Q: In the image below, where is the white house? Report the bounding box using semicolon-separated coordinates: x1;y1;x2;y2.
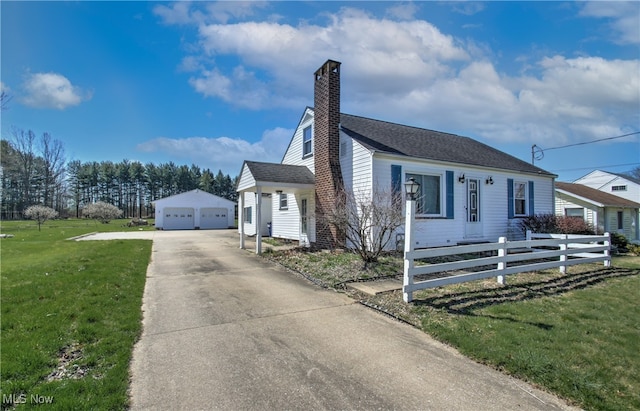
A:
153;189;235;230
555;182;640;242
237;60;557;253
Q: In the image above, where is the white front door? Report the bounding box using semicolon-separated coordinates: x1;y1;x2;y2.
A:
465;178;483;238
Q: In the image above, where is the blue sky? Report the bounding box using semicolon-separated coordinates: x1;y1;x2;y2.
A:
2;1;638;182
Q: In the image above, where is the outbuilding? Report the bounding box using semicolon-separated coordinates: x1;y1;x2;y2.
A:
153;189;236;230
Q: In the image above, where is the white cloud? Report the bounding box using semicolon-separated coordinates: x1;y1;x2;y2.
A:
160;3;639;147
580;2;640;45
385;3;420;21
154;1;268;25
187;8;468;109
451;2;486;16
21;72;90;110
136;127;293;174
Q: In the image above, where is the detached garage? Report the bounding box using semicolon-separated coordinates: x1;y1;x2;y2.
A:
153;189;236;230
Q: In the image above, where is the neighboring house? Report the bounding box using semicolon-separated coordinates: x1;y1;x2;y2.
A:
555;182;640;242
153;189;236;230
573;170;640;204
237;60;556;252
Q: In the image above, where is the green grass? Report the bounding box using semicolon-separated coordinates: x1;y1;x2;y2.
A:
1;219;153;410
414;267;640;410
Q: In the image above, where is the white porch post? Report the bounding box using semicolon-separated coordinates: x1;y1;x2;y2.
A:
403;198;416;303
256;187;262;255
239;191;245;249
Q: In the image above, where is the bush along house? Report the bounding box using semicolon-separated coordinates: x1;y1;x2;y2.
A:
237;59;556;253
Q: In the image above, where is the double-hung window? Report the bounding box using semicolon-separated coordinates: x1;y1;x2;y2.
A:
303;126;313;157
279;193;288;210
406;173;442;216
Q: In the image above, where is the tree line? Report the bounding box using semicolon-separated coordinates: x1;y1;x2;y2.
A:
1;128;239;220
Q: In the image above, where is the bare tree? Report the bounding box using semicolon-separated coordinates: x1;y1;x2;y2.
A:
82;201;123;224
39;132;66;209
0;90;12;111
25;205;58;231
9;127;38;212
326;185;404;265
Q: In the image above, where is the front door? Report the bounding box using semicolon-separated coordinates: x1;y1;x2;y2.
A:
465;178;483;238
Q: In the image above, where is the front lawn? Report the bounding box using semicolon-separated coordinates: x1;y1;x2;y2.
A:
269;248;640;411
1;219;152;410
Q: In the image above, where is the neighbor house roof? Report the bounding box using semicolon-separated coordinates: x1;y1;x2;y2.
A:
610;171;640;185
555;182;640;208
243;161;315;185
339;113;555;177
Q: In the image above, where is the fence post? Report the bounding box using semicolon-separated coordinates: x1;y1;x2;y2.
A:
403;198;416;303
559;234;567;273
526;230;532;242
604;232;611;267
497;236;507;285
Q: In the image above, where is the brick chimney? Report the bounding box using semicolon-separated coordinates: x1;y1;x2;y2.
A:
313;59;344;249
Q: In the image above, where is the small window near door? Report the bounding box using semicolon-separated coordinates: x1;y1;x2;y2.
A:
301;198;308;234
279;193;288;210
617;211;624;230
243;207;252;224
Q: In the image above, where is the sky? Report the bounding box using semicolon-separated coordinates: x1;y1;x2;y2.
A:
1;1;639;182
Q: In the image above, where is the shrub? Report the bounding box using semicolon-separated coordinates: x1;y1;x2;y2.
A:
518;213;558;234
610;233;628;252
555;216;595;235
519;213;596;235
82;201;123;224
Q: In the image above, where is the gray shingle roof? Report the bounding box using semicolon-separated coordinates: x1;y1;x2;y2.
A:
340;113;555;176
244;161;315;185
556;182;640;207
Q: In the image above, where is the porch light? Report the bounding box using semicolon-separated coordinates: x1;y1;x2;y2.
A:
404;177;420;201
458;174;465;183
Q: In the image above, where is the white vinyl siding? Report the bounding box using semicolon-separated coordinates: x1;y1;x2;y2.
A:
282;109;315;172
271;192;316;242
374;153;555;247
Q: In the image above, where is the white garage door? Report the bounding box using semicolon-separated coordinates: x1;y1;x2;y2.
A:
200;207;228;229
163;207;195;230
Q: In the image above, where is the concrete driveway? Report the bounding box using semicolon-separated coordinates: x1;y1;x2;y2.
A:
82;230;575;410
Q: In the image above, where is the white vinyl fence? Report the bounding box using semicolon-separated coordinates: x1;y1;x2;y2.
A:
403;231;611;302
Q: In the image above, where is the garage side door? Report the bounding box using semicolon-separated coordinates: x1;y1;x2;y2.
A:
163;207;195;230
200;207;228;229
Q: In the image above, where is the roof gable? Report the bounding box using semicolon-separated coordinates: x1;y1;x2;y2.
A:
243;161;315;186
339;113;555;176
152;189;235;205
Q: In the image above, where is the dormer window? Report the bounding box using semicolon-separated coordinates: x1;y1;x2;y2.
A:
303;126;313;157
612;185;627;192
